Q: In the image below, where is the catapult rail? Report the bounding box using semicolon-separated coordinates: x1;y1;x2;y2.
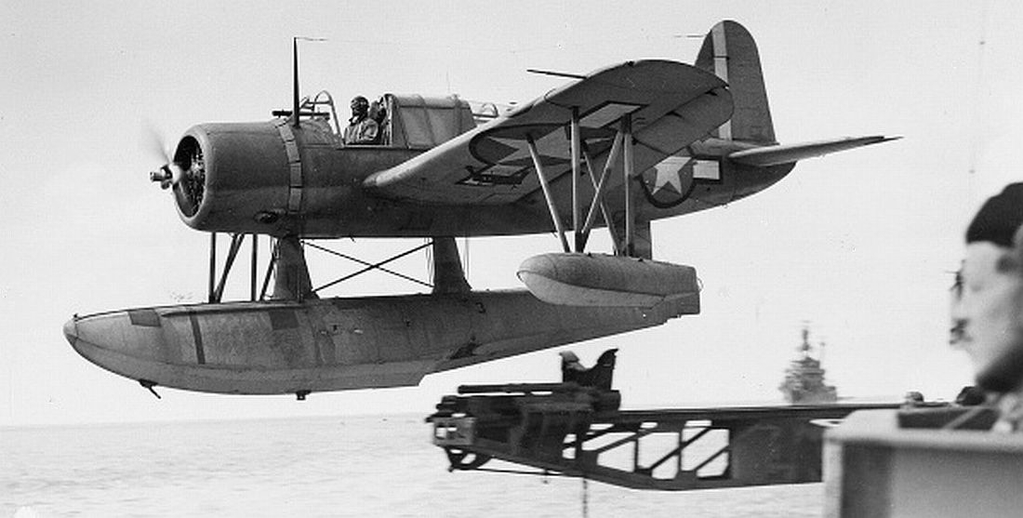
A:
428;382;909;491
597;404;904;424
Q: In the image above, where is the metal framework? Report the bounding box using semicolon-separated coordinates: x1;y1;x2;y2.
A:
524;112;638;257
204;233;436;303
207;233;266;303
310;240;433;294
428;383;902;491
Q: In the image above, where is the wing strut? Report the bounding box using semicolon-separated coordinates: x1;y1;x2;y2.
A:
571;108;583;252
622;114;637;257
527;135;572;253
530;113;640;257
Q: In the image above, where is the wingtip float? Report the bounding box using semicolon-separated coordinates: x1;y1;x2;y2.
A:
518;253;700;309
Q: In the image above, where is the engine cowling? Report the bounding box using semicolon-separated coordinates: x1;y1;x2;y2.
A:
173;122;285;230
163;120;409;237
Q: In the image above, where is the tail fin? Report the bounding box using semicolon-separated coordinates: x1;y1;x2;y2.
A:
695;21;775;144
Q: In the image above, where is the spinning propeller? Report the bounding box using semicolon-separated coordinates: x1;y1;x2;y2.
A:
144;124;206;217
144;126;181;189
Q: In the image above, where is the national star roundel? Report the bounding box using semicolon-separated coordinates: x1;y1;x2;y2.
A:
639;152;721;209
639;155;696;209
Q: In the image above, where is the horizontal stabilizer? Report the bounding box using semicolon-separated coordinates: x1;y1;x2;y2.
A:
727;136;899;167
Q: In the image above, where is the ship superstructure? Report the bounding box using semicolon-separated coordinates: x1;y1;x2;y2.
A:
779;327;837;404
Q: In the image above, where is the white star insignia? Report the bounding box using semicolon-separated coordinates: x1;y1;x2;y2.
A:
490;131;570;166
650;156;692;194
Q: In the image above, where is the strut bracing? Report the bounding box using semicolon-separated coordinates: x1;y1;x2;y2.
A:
579;132;624;252
571;107;583;252
622;114;636;257
527;135;571;253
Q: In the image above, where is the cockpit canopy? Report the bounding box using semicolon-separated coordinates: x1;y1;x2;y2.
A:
297;91;511;149
378;94;474;149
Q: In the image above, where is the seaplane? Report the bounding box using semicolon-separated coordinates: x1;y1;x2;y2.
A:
63;21;895;398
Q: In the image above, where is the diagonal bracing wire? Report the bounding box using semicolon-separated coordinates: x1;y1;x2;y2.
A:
307;240;434;293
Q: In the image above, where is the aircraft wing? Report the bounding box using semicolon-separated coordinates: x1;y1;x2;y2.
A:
363;60;733;205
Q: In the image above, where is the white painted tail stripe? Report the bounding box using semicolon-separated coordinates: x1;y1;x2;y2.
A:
711;23;733;140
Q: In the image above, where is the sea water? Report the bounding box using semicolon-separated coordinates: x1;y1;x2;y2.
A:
1;415;821;517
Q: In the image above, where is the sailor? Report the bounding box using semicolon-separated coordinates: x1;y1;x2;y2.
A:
342;96;379;145
558;349;618;390
902;391;925;408
559;351;587;384
955;385;986;406
950;182;1023;431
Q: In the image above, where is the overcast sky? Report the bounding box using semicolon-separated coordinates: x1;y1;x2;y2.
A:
2;1;1021;426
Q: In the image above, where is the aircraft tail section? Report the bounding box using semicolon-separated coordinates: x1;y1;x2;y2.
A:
695;21;775;144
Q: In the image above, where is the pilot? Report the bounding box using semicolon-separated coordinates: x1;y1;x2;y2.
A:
343;96;379;145
950;182;1023;432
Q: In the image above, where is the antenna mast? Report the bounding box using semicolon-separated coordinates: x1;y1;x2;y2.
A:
292;37;300;127
290;37;327;128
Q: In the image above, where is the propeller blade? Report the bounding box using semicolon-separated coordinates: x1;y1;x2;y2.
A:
140;120;172;163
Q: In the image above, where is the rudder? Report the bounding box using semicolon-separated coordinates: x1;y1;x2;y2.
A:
695;21;775;144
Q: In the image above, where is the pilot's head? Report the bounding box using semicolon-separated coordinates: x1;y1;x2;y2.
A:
951;183;1023;393
350;96;369;117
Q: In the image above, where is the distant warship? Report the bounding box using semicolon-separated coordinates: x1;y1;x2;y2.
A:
779;327;837;404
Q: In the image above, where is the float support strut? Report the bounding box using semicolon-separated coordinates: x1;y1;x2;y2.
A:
528;134;571;253
622;114;636;257
571;107;582;252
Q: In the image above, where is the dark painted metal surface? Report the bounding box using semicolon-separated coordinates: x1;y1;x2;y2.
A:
428;383;903;491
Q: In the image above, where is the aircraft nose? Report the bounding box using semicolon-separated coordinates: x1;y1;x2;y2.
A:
63;309;171;384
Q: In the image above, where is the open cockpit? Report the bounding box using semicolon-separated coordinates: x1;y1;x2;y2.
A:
285;91;513;149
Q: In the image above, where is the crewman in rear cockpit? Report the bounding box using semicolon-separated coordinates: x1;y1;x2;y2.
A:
343;96;379;145
368;99;387;145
